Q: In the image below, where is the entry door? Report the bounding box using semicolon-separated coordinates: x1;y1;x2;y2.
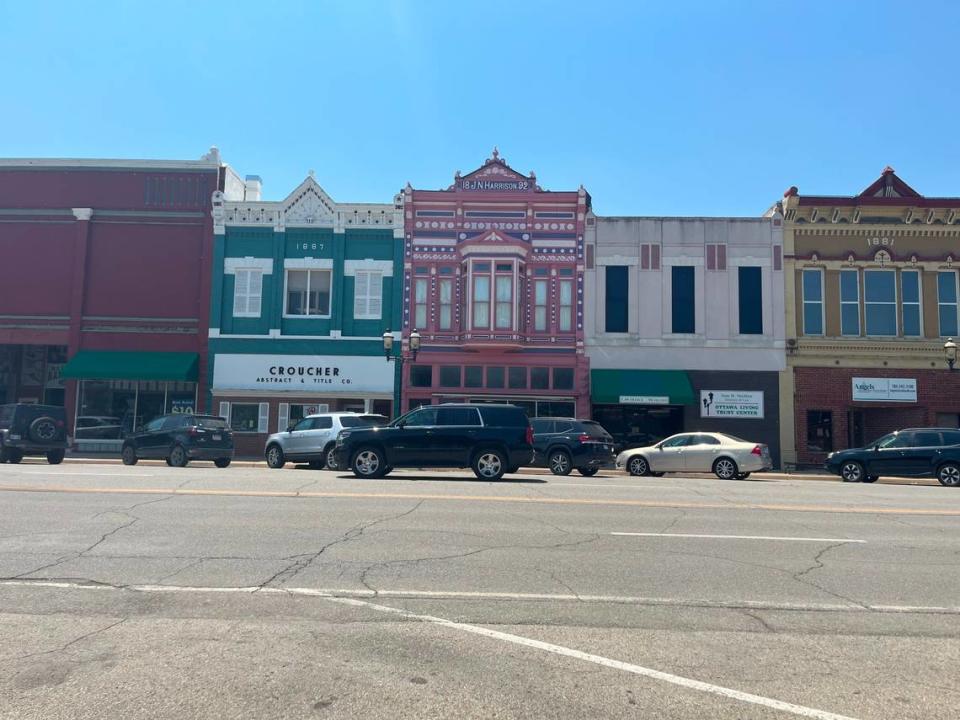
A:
650;434;691;471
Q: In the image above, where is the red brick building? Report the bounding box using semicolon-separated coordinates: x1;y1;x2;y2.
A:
0;150;246;451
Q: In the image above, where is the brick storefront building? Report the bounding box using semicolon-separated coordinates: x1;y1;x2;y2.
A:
777;168;960;468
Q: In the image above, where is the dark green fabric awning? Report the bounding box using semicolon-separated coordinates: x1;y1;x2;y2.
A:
60;351;199;382
590;369;696;406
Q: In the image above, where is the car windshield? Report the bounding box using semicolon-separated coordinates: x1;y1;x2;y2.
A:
341;415;388;428
194;416;228;429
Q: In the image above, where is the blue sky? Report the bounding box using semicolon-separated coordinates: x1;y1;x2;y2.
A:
2;1;958;215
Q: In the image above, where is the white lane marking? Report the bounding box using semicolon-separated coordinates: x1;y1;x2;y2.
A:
612;532;866;543
0;579;859;718
2;579;957;615
2;470;157;477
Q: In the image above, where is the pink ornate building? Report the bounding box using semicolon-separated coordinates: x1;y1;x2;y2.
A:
399;150;591;417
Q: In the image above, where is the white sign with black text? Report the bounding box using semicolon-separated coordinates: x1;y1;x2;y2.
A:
700;390;764;419
851;377;917;403
212;354;393;394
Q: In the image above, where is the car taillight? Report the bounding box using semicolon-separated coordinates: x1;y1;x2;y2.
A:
525;427;534;445
578;434;591;444
751;445;762;456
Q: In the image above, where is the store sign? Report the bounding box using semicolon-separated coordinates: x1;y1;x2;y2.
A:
457;179;530;191
170;399;195;414
619;395;670;405
700;390;764;419
852;377;917;403
212;354;393;394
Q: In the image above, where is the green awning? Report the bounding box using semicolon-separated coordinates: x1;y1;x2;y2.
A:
590;369;696;406
60;351;199;382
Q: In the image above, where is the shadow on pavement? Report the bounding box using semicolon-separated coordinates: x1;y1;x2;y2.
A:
333;473;548;484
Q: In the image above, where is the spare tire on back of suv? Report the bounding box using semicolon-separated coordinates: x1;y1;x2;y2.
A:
29;416;60;443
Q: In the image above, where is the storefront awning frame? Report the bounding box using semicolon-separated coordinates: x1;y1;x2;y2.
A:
590;369;696;406
60;351;199;382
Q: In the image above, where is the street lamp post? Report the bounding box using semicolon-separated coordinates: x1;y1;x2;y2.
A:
945;338;957;371
383;329;421;417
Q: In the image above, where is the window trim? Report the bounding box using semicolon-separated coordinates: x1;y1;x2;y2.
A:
901;269;923;337
938;270;960;338
283;268;333;319
801;268;825;336
353;269;384;320
839;269;860;337
863;269;898;337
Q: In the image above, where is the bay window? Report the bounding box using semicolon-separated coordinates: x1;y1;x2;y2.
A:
864;270;896;336
473;275;490;328
495;275;512;329
286;269;331;317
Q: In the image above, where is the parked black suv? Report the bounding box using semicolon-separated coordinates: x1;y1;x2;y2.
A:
825;427;960;486
0;404;69;464
334;403;533;481
121;414;234;468
530;417;616;476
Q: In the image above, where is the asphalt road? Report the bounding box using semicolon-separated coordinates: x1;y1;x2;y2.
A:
1;461;958;720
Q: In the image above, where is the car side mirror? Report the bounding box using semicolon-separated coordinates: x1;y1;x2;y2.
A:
287;422;296;432
396;421;406;429
873;444;880;451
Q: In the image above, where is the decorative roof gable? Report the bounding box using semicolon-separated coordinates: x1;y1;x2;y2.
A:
857;166;921;199
282;174;337;224
450;148;540;192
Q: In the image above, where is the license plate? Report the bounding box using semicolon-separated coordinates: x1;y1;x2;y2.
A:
212;434;222;441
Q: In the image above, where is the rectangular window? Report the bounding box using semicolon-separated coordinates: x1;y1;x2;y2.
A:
508;367;527;389
286;269;331;316
802;269;823;336
864;270;897;336
840;269;860;336
671;266;695;334
464;366;483;388
353;270;383;320
531;367;549;390
559;280;573;332
409;364;432;388
486;366;504;389
229;403;261;433
738;266;763;334
233;269;263;318
552;367;574;390
534;280;548;331
414;278;428;329
902;270;921;337
806;410;833;453
605;266;629;332
438;278;453;330
473;275;490;328
938;271;959;337
438;366;461;388
706;244;726;271
495;275;512;329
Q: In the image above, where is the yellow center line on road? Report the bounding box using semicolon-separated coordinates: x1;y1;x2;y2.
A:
1;483;960;516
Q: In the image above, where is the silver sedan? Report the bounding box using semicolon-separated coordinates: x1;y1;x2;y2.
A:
615;432;772;480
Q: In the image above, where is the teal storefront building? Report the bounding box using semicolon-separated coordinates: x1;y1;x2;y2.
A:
208;174;403;456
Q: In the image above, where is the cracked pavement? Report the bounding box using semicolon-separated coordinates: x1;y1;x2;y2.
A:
0;462;959;719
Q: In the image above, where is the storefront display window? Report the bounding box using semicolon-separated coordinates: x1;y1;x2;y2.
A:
75;379;198;448
806;410;833;452
230;403;260;432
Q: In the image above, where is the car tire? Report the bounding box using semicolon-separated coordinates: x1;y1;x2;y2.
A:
308;460;325;470
322;445;339;471
627;456;649;476
863;475;879;483
840;461;864;483
473;448;507;481
578;467;599;477
214;458;231;468
735;472;751;480
351;447;386;479
937;462;960;487
265;444;285;469
650;472;665;477
28;416;59;443
168;444;189;468
713;457;739;480
122;445;138;466
46;450;65;465
6;449;23;464
548;449;573;476
0;445;9;463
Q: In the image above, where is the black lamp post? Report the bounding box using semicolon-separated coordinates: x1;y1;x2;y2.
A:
383;329;421;418
945;338;957;371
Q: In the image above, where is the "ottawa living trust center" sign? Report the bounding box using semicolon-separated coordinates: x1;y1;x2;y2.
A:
212;354;393;394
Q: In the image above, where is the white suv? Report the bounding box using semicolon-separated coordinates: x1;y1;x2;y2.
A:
264;412;388;470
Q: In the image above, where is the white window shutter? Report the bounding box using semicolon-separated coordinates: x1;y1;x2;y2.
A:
354;271;369;317
278;403;289;432
233;270;249;315
218;402;230;422
317;404;329;413
258;402;269;433
369;272;383;319
248;270;262;315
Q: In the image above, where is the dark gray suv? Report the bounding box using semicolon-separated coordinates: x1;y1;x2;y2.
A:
0;404;69;464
